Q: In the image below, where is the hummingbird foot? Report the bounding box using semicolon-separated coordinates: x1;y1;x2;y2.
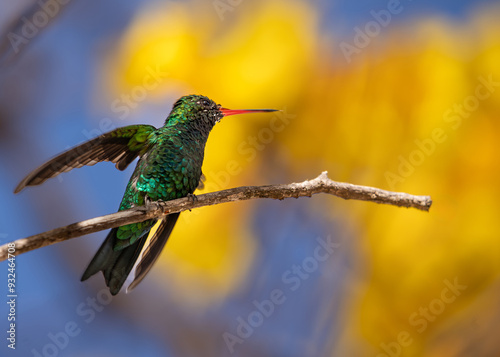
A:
186;193;198;212
186;193;198;203
144;194;159;210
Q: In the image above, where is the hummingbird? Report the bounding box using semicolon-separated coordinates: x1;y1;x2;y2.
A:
15;95;277;295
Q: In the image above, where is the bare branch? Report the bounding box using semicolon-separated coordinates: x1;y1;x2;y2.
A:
0;171;431;261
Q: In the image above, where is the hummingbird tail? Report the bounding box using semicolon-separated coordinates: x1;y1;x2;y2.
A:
127;213;180;293
81;213;180;295
81;227;148;295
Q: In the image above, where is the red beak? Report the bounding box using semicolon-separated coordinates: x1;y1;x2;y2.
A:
220;108;278;117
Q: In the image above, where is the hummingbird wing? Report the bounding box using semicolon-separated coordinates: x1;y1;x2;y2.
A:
14;125;156;193
196;172;206;190
126;213;180;293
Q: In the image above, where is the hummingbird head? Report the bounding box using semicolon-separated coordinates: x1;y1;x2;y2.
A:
166;95;278;134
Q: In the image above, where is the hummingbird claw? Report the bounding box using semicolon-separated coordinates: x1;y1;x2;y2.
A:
144;194;159;210
186;193;198;211
186;193;198;203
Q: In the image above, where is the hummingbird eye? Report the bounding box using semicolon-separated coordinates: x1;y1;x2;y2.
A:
199;99;211;108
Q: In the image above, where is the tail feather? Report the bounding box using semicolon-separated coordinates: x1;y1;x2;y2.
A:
127;213;180;292
81;227;149;295
81;213;180;295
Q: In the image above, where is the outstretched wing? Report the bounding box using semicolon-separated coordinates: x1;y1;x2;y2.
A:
14;125;156;193
126;213;180;293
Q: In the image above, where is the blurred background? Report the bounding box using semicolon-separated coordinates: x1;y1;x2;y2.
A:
1;0;500;356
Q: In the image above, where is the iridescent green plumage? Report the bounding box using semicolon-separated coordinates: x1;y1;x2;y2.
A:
114;97;216;249
15;94;277;295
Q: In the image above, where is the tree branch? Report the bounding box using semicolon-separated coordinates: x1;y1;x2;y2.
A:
0;171;432;261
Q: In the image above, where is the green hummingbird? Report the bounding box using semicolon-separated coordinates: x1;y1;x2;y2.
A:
15;95;277;295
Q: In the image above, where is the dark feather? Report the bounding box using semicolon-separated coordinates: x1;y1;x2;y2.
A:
197;172;206;190
14;125;155;193
81;227;149;296
81;214;179;295
127;213;180;292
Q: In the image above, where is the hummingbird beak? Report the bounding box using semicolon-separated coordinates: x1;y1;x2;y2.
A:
220;108;278;117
